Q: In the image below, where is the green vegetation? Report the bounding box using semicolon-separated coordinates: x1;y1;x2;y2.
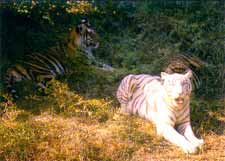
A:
0;1;224;160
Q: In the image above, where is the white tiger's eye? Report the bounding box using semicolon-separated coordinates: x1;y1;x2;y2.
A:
183;82;191;90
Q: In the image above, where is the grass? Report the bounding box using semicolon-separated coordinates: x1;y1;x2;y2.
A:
0;74;224;161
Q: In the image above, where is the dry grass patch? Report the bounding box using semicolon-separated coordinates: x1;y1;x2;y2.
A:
0;82;224;161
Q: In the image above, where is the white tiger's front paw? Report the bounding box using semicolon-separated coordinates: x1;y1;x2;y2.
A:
193;139;204;148
182;142;198;154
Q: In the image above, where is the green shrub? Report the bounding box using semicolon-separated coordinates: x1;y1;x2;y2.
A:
0;1;224;99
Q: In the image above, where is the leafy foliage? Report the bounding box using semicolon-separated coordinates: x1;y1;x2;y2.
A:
95;1;225;98
0;1;224;98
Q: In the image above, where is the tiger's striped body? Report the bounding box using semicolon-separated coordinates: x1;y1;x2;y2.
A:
117;71;204;153
5;19;99;99
5;51;68;96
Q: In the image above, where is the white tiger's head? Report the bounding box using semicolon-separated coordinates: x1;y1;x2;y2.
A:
161;70;192;108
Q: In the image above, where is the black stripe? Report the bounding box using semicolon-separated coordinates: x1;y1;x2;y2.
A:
132;92;145;109
45;54;65;75
178;107;190;122
24;62;52;73
136;75;149;85
13;66;30;80
168;114;176;123
26;53;53;71
35;54;62;75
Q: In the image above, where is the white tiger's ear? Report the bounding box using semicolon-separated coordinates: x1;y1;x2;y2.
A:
161;72;169;80
185;69;192;78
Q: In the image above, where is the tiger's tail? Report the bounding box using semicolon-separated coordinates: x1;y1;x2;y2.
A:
116;74;137;106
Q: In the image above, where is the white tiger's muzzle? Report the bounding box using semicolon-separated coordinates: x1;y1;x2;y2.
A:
172;94;190;108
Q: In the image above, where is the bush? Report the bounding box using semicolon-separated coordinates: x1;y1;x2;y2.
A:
0;1;224;99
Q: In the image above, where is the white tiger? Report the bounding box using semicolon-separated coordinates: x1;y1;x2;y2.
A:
116;70;204;153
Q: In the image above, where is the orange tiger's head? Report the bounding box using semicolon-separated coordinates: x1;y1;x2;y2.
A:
161;70;192;108
67;19;99;55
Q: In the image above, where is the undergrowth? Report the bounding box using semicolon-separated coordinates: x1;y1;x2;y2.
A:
0;85;224;160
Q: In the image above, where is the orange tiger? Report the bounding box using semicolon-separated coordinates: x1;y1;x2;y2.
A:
4;19;99;100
